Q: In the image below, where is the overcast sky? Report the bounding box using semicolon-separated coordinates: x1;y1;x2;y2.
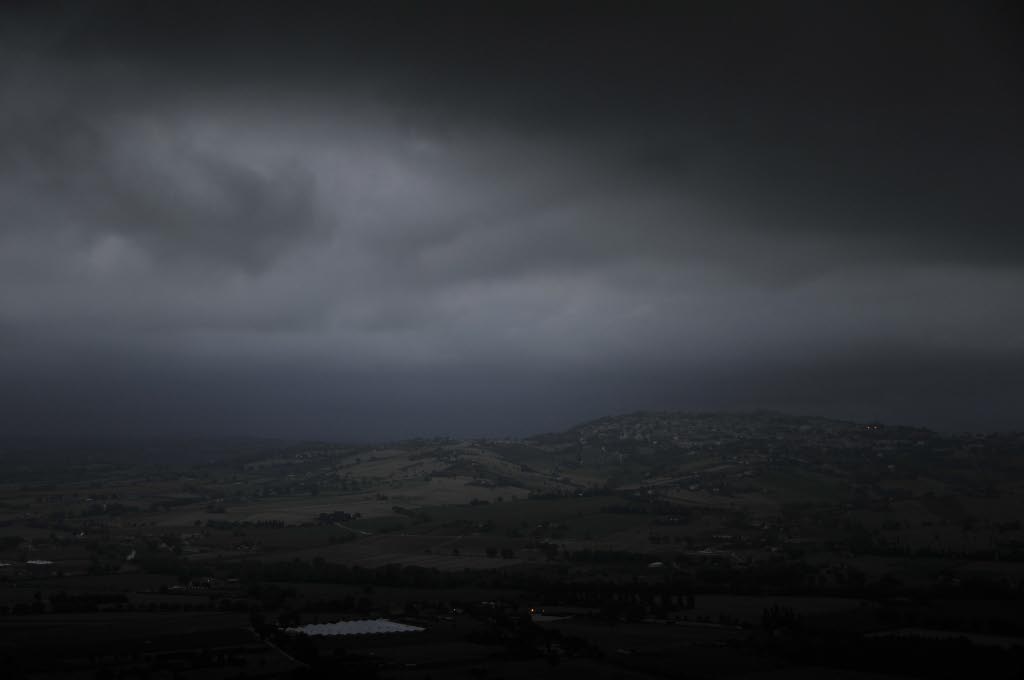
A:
1;1;1022;440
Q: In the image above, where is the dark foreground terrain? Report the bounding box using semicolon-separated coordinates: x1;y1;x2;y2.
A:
1;411;1023;678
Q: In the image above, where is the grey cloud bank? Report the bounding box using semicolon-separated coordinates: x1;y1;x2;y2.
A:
1;2;1022;439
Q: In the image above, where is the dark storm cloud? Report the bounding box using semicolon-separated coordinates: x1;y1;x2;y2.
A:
0;1;1022;438
0;62;327;271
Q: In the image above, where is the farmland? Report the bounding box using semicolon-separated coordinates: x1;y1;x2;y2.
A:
1;411;1023;677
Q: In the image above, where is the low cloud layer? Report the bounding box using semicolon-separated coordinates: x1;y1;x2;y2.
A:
1;2;1022;438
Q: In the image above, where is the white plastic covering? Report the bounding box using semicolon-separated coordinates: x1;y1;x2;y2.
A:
287;618;425;636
